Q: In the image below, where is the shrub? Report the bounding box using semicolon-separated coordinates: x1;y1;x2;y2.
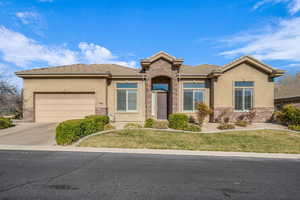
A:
144;118;155;128
124;123;142;129
154;121;169;129
56;115;109;145
104;124;116;131
217;123;235;130
196;103;213;125
0;117;13;129
235;120;248;127
169;113;189;130
184;124;201;132
79;118;99;137
85;115;109;124
288;125;300;131
216;108;232;123
246;109;256;123
276;105;300;126
56;119;82;145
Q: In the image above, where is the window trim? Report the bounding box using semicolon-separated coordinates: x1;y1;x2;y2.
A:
115;82;139;113
182;82;205;113
234;82;254;112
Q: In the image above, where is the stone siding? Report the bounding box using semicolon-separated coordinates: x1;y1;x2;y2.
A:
144;59;179;119
213;107;274;123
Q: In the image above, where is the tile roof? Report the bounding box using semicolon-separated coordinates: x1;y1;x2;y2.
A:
16;64;140;76
16;63;221;76
180;64;220;75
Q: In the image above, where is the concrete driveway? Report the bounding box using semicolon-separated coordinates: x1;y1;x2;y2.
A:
0;123;57;146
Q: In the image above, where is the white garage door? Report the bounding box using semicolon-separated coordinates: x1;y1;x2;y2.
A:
35;93;96;122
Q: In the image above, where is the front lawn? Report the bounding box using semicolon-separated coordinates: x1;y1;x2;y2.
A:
79;129;300;154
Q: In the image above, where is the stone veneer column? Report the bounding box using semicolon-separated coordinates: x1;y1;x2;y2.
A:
171;77;178;114
95;107;108;115
145;75;152;119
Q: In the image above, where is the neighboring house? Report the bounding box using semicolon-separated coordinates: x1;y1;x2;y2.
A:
274;73;300;109
16;51;284;123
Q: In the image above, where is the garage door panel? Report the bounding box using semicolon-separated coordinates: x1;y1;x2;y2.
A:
35;93;96;122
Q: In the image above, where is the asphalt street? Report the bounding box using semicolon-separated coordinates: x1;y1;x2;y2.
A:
0;150;299;200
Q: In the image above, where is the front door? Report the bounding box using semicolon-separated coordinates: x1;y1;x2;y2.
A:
157;92;168;120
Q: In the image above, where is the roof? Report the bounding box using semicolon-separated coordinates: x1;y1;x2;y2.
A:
180;64;220;75
274;76;300;99
15;54;284;78
16;64;141;77
217;55;285;77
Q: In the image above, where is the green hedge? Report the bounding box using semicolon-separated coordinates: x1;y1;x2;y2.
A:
56;115;109;145
0;117;13;129
168;113;189;130
144;118;155;128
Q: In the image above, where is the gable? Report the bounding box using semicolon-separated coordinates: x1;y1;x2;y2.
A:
221;56;284;77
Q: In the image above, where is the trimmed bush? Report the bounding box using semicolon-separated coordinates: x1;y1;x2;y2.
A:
184;124;201;132
169;113;189;130
56;119;82;145
86;115;109;124
154;121;169;129
124;123;142;129
288;125;300;131
217;123;235;130
235;120;248;127
104;124;116;131
0;117;13;129
56;115;109;145
144;118;155;128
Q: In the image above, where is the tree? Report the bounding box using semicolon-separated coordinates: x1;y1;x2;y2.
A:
0;76;22;118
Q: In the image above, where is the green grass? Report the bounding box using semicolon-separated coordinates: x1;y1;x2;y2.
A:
79;129;300;154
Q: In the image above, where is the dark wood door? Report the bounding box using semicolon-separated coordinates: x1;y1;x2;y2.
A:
157;92;168;120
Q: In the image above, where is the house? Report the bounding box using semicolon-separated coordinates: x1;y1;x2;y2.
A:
16;51;284;123
274;73;300;110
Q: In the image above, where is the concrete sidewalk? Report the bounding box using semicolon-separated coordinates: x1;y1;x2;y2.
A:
0;145;299;159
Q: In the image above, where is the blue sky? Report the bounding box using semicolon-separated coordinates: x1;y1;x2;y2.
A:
0;0;300;86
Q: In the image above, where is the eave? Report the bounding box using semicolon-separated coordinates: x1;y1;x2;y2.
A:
15;72;111;78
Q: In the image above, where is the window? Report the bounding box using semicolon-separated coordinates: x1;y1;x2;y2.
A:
117;83;138;112
234;81;253;111
183;83;205;112
152;83;169;91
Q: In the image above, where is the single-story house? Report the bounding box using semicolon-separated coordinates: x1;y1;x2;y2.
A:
16;51;284;123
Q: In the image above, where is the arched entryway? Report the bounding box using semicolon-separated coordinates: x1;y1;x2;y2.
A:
151;76;171;120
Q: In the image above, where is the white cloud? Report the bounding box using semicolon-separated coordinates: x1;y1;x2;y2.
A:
0;26;136;69
16;11;39;25
0;26;78;67
220;17;300;65
254;0;300;15
78;42;136;67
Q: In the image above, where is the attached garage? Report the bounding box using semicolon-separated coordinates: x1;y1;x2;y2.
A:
35;93;96;122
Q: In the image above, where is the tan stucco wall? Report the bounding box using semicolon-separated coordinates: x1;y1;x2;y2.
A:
23;78;107;121
213;63;274;108
107;79;146;122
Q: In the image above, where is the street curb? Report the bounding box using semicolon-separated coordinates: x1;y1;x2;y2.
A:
0;145;300;159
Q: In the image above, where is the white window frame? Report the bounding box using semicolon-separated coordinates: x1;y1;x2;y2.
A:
182;83;205;112
234;86;254;112
116;82;138;113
